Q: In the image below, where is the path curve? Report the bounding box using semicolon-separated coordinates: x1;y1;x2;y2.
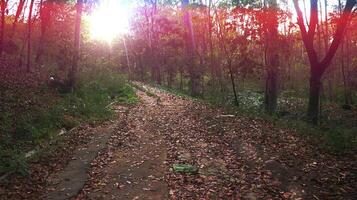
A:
54;83;357;200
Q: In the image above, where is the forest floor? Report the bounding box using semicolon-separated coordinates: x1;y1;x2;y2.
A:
1;83;356;200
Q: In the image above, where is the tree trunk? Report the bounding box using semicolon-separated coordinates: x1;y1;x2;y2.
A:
207;0;216;81
69;0;83;90
340;37;350;105
338;0;353;105
308;74;321;125
323;0;329;52
346;30;353;104
123;37;131;80
179;66;183;91
182;0;200;96
10;0;25;41
228;59;239;106
144;1;160;84
0;0;7;57
215;9;238;105
264;0;279;114
140;54;144;81
157;65;161;85
265;65;278;113
26;0;35;72
36;0;49;64
293;0;356;124
168;69;173;88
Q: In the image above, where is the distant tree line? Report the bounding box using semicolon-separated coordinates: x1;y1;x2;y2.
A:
127;0;356;124
0;0;356;125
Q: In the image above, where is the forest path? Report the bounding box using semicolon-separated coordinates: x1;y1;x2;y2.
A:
75;88;169;199
58;83;354;200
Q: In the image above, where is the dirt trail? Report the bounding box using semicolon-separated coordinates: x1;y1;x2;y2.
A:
47;84;356;200
75;90;169;199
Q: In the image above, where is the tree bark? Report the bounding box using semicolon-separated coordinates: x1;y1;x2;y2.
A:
265;65;278;113
308;72;322;125
215;9;239;106
36;0;50;64
228;59;239;106
182;0;200;96
346;29;353;104
10;0;26;41
69;0;83;90
293;0;356;124
144;1;161;84
264;0;279;114
0;0;7;57
123;37;131;80
26;0;35;72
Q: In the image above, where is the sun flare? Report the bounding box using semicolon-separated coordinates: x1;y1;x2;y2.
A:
88;0;130;43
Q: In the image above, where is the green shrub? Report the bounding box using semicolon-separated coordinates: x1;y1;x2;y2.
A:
62;70;137;123
0;149;28;175
0;69;137;175
14;106;61;143
325;127;357;153
117;84;139;104
154;84;356;154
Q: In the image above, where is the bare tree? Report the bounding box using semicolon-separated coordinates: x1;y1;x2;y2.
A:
215;9;239;106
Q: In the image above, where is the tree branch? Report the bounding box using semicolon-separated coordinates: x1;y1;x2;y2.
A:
308;0;318;39
320;0;356;74
293;0;308;39
293;0;319;66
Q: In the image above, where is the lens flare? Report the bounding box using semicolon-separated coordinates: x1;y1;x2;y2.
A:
88;0;130;43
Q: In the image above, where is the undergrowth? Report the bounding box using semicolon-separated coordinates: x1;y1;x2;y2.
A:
154;84;356;154
0;70;137;176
